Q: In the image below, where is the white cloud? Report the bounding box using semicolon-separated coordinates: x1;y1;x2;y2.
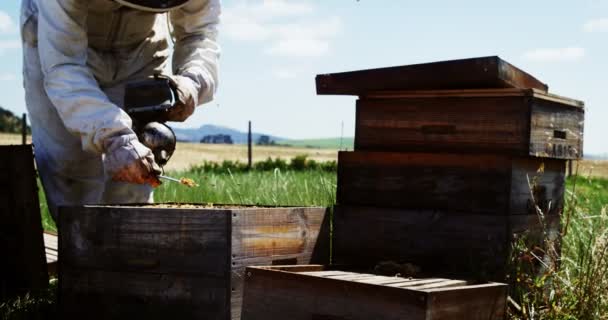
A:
584;18;608;32
222;1;343;58
0;73;16;81
0;11;16;34
522;47;585;62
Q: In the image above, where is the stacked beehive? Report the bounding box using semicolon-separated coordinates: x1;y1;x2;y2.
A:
318;56;585;280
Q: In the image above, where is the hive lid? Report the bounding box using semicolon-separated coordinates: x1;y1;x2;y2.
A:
316;56;548;95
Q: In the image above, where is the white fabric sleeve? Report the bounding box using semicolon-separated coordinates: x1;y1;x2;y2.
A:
37;0;135;154
170;0;221;105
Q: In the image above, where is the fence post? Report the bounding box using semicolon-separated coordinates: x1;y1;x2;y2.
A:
248;121;252;170
22;113;27;145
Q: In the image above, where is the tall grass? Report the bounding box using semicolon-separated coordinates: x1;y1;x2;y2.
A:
508;174;608;319
155;168;336;207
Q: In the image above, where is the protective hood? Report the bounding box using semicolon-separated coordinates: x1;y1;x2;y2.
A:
114;0;191;12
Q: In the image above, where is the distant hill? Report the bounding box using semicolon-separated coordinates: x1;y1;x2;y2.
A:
171;124;286;144
278;137;355;150
0;107;30;134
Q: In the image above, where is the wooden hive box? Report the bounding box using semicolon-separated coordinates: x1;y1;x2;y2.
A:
0;145;48;300
241;265;507;320
338;151;566;215
332;206;560;281
59;205;330;320
316;56;548;95
354;89;584;159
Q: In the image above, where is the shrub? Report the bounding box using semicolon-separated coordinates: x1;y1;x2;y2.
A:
190;156;337;173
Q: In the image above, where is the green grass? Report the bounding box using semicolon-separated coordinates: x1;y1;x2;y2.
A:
155;168;336;207
38;167;336;232
278;137;354;150
38;180;55;233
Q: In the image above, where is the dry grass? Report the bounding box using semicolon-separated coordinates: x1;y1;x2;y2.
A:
0;133;32;145
576;160;608;179
0;133;337;171
165;142;337;171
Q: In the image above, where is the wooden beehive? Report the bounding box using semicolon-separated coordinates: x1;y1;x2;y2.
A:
316;56;581;285
59;205;329;320
354;89;584;159
0;145;48;300
241;265;507;320
337;151;566;215
333;206;560;280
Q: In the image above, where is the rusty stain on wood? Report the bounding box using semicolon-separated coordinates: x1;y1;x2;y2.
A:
239;224;303;234
242;238;306;254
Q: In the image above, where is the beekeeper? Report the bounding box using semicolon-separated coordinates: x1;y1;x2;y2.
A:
20;0;220;220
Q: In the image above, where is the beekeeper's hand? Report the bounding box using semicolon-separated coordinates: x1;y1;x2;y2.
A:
166;75;198;122
104;131;162;187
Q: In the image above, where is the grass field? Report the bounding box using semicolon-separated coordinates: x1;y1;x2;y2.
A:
279;137;355;150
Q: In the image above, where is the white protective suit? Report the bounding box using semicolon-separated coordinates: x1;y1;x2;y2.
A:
20;0;220;219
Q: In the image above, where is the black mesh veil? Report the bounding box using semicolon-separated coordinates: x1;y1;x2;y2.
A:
114;0;191;12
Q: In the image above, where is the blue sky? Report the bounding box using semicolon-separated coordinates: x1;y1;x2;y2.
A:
0;0;606;154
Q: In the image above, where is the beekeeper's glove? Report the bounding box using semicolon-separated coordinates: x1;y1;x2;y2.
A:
166;75;198;122
104;131;162;187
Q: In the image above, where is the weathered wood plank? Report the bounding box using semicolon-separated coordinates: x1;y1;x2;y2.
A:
241;267;428;320
44;232;58;276
324;273;377;280
60;205;330;320
355;95;529;155
60;206;232;275
354;90;584;160
61;268;229;320
428;283;507;319
509;158;566;217
411;280;469;290
316;56;547;95
229;207;330;319
333;206;560;281
530;99;585;159
230;207;329;264
241;266;507;320
387;279;449;288
299;271;349;277
337;152;565;215
0;145;48;300
355;276;418;285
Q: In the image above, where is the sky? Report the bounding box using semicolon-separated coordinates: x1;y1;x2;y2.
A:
0;0;606;154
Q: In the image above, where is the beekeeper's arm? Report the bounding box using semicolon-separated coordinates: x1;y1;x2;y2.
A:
168;0;221;122
36;0;160;186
